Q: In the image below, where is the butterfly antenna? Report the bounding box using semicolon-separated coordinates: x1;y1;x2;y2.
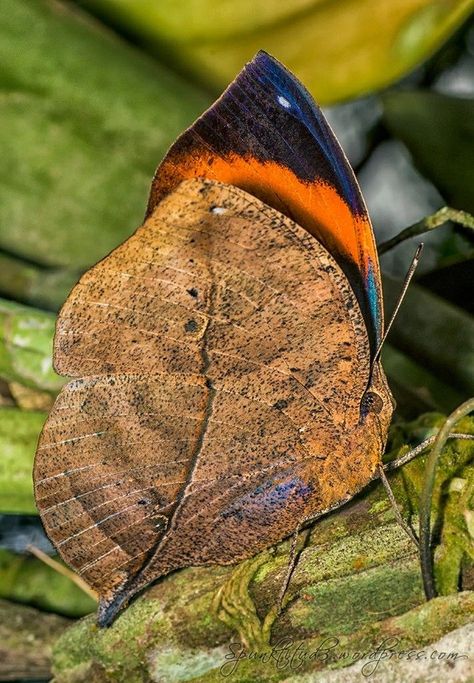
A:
373;243;424;364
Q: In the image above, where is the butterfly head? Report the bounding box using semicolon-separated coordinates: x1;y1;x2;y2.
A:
358;362;395;450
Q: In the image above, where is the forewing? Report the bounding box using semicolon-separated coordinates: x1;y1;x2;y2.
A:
149;51;383;353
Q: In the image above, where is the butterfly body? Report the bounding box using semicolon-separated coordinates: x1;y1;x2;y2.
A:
34;53;393;626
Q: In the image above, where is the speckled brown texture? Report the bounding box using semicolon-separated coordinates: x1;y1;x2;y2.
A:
34;179;393;623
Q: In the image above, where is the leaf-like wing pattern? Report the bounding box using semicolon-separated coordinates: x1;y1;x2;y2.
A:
35;180;388;624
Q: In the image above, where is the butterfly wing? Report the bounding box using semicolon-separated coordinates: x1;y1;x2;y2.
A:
34;180;383;625
149;51;383;354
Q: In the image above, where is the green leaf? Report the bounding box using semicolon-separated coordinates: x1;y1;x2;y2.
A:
435;466;474;595
387;414;474;596
0;299;62;393
0;549;96;618
0;0;210;270
0;253;79;312
382;343;464;416
77;0;474;103
388;413;474;515
383;91;474;213
383;277;474;395
0;408;46;514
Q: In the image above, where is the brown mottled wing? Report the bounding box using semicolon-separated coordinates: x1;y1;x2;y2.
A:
34;179;372;624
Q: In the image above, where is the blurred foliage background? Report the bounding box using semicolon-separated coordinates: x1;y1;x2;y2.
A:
0;1;473;681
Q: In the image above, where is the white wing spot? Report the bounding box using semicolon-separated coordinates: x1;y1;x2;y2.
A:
211;206;227;215
277;95;291;109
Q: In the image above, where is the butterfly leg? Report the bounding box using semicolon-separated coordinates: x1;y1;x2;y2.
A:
276;520;312;616
377;464;419;547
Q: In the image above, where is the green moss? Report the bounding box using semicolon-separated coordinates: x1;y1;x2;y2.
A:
212;553;278;650
364;590;474;667
0;549;96;617
368;499;390;515
253;549;283;586
53;599;169;681
149;645;229;683
296;523;416;587
435;467;474;594
384;414;474;594
290;560;423;638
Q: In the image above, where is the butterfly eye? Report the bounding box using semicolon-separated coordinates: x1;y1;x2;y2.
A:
360;391;384;418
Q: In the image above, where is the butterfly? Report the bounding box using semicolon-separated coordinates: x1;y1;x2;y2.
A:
34;51;394;627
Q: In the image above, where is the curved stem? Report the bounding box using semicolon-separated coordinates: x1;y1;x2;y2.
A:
418;399;474;600
377;207;474;255
383;433;474;472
